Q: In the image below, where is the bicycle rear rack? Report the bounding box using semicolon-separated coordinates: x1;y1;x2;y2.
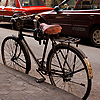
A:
55;36;80;43
54;36;80;47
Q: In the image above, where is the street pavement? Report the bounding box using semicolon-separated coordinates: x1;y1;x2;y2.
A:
0;63;81;100
0;25;82;100
0;24;100;100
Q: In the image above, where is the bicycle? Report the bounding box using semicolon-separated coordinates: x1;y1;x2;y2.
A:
1;15;93;100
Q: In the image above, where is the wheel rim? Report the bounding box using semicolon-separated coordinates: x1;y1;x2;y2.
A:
49;48;89;99
3;39;27;73
93;29;100;44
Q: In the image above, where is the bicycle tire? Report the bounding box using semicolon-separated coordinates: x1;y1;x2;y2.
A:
47;44;92;100
1;36;31;74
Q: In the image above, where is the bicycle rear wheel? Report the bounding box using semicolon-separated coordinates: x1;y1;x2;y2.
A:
47;44;92;100
1;36;31;74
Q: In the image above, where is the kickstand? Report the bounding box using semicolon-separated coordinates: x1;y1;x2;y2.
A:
36;69;46;83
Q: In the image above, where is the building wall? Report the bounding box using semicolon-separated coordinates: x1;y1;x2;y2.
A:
0;0;65;7
44;0;63;7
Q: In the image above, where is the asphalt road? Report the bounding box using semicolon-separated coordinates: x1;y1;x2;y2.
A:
0;23;100;100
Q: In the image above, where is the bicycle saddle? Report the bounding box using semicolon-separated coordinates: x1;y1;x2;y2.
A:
40;23;62;35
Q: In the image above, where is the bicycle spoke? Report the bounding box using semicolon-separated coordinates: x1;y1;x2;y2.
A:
59;82;66;90
48;44;91;99
13;60;26;69
55;77;62;84
55;51;63;70
69;80;85;87
1;37;31;74
59;49;72;71
51;63;60;68
18;57;26;63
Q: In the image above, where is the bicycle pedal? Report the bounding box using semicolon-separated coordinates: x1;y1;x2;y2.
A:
36;78;45;83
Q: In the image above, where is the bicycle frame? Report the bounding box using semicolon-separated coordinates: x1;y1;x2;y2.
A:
1;16;93;99
18;29;50;71
17;28;82;77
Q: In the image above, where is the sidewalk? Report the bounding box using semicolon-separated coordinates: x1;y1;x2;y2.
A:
0;63;81;100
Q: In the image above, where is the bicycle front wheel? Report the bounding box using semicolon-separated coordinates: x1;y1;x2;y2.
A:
47;44;92;100
1;36;31;74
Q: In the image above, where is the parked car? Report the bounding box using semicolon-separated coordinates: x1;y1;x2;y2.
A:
36;0;100;47
0;0;53;29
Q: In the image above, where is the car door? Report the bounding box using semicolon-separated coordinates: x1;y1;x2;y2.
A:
71;10;95;38
46;10;73;36
61;10;74;36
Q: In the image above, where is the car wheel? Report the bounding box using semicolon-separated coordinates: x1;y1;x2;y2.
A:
90;27;100;47
12;14;23;30
14;19;23;30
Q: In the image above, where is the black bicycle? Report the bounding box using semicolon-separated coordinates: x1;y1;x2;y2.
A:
1;16;93;100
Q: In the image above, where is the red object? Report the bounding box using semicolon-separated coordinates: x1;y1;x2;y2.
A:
40;23;62;35
0;0;53;22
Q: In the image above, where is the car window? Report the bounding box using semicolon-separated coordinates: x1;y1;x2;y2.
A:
20;0;45;6
60;0;77;10
93;0;100;9
60;0;100;10
0;0;6;6
76;0;100;10
7;0;16;7
54;0;63;6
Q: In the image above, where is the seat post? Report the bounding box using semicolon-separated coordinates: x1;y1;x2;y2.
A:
41;39;49;68
18;27;23;39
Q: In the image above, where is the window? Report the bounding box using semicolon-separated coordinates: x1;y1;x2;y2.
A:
7;0;15;7
20;0;45;6
93;0;100;9
76;0;100;10
59;0;76;10
1;0;6;6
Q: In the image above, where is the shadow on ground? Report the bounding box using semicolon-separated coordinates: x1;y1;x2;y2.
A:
79;38;93;47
